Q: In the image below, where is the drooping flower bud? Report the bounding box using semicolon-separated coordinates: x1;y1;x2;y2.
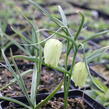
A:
44;39;62;67
71;62;88;88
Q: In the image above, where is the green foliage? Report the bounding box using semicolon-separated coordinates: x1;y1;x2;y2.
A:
86;77;109;107
0;0;109;109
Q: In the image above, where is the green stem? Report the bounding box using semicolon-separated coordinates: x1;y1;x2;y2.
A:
64;74;68;109
70;47;78;74
64;40;69;109
63;48;78;109
65;76;70;103
64;47;78;109
13;55;70;76
74;12;85;41
35;80;64;109
66;13;84;56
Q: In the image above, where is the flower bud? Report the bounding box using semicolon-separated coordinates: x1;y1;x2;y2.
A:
71;62;88;88
44;39;62;67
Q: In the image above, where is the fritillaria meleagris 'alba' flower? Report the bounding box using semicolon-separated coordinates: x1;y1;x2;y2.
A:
71;62;88;88
44;39;62;67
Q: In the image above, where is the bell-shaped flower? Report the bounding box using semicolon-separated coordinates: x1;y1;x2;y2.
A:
71;62;88;88
44;39;62;67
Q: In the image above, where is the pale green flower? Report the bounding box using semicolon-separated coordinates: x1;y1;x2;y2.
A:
44;39;62;67
71;62;88;88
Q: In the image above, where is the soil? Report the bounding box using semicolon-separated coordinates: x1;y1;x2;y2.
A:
0;62;63;97
41;97;91;109
2;97;91;109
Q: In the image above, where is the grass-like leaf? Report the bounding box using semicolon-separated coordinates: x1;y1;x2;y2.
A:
58;6;67;26
30;25;43;107
86;46;109;63
35;80;64;108
92;77;108;92
82;30;109;43
0;96;31;109
2;49;33;107
10;50;33;106
81;44;108;93
27;0;63;26
30;64;37;106
11;27;31;43
74;12;85;40
4;33;31;55
0;69;33;91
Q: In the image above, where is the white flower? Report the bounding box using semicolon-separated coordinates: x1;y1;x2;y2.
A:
44;39;62;67
71;62;88;87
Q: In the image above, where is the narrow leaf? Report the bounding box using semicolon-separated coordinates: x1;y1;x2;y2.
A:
27;0;63;26
92;77;108;92
0;96;31;109
30;65;38;106
74;12;85;40
0;69;33;91
35;80;63;108
86;46;109;63
10;50;33;106
58;6;67;26
83;30;109;43
2;49;32;106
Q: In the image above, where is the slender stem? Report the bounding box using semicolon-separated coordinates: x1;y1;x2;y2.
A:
74;12;85;41
64;40;70;109
35;80;64;109
70;47;78;74
64;50;78;109
65;41;70;70
64;74;68;109
64;47;78;108
65;76;70;100
66;12;84;58
13;55;70;76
